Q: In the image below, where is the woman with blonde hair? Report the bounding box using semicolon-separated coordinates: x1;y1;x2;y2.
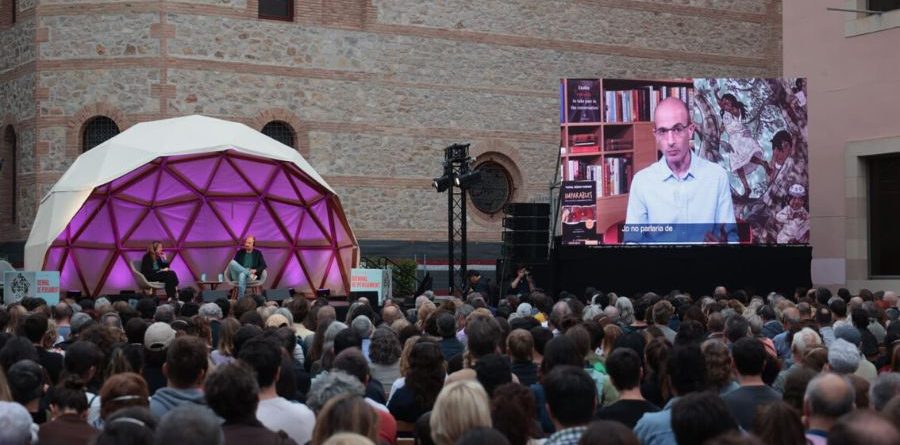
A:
311;394;379;445
702;339;738;395
429;380;492;445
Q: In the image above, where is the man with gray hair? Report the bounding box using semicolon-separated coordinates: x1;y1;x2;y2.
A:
773;327;822;393
773;306;801;366
198;303;223;320
615;297;635;326
827;338;860;375
549;301;573;333
306;370;366;413
869;372;900;412
154;304;175;323
803;373;855;445
155;405;224;445
350;315;374;360
0;401;35;445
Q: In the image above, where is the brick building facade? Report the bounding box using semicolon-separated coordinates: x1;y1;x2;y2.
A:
0;0;782;264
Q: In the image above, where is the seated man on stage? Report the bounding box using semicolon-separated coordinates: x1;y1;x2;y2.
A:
228;235;267;299
141;241;179;301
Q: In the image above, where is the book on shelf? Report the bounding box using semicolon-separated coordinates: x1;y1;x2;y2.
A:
605;85;694;123
603;156;632;196
570;133;600;153
604;138;633;151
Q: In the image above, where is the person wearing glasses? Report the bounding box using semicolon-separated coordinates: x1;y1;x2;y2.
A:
625;97;736;242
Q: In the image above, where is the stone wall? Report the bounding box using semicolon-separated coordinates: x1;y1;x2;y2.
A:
0;0;783;248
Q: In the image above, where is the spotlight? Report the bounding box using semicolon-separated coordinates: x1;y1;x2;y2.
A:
433;174;453;193
454;169;482;189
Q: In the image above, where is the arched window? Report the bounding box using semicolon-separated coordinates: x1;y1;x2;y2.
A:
3;125;16;223
468;161;514;215
82;116;120;152
261;121;296;148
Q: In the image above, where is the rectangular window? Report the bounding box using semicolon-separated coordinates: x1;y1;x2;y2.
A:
868;153;900;276
259;0;293;21
869;0;900;13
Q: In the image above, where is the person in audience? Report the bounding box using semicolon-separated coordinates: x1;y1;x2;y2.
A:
141;241;179;301
332;347;397;444
701;339;739;395
23;313;64;385
429;380;492;445
38;375;98;445
803;372;855;445
227;235;267;299
211;317;241;366
595;348;659;428
753;400;808;445
773;326;821;393
0;400;35;445
99;372;150;423
827;409;900;445
543;365;596;445
870;372;900;412
435;312;463;361
455;427;512;445
155;405;224;445
826;338;861;375
388;338;445;423
670;392;740;445
149;336;209;418
8;359;46;424
577;420;639;445
491;382;540;445
205;362;298;445
368;327;402;399
311;394;379;445
634;344;706;445
507;328;538;386
722;337;781;431
239;336;315;445
91;407;156;445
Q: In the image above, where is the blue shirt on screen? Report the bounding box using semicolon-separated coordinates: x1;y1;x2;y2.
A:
626;154;736;226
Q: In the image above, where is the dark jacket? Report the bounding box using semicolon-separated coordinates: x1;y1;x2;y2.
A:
140;253;169;277
233;249;267;275
222;418;297;445
511;360;539;387
38;413;98;445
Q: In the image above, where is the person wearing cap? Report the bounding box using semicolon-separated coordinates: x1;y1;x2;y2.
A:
143;322;177;395
149;336;211;418
834;325;878;383
775;184;810;244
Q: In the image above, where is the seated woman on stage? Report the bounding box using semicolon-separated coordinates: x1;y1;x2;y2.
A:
140;241;179;301
228;235;267;299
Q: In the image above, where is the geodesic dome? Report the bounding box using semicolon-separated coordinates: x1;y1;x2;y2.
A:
25;115;358;297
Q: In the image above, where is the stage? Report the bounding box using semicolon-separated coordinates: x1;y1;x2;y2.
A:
549;243;812;299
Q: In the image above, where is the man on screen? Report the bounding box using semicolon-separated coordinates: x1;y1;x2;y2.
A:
625;97;736;242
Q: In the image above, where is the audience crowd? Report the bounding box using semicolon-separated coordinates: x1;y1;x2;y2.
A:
0;284;899;445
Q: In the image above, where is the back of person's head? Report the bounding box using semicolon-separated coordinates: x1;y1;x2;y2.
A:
164;335;208;388
606;347;641;391
23;313;49;344
828;338;861;374
506;329;533;362
455;427;511;445
668;344;705;396
753;400;806;445
671;392;739;445
540;335;583;378
0;337;39;373
851;307;870;329
333;347;370;385
472;353;511;397
99;372;150;420
491;383;538;445
311;394;379;445
435;311;457;339
804;372;855;420
333;328;362;355
369;327;401;365
204;362;258;422
465;317;501;358
306;370;365;413
870;372;900;412
155;405;224;445
530;326;553;356
350;315;373;340
237;336;282;389
429;380;492;445
0;401;32;445
674;319;706;345
577;420;640;445
701;339;733;391
782;365;818;411
724;314;750;343
543;365;596;428
63;340;102;378
96;406;158;445
652;300;674;326
828;409;900;445
322;433;377;445
731;337;766;376
49;375;89;413
8;359;44;405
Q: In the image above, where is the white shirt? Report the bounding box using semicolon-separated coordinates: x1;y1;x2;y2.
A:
256;397;315;445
